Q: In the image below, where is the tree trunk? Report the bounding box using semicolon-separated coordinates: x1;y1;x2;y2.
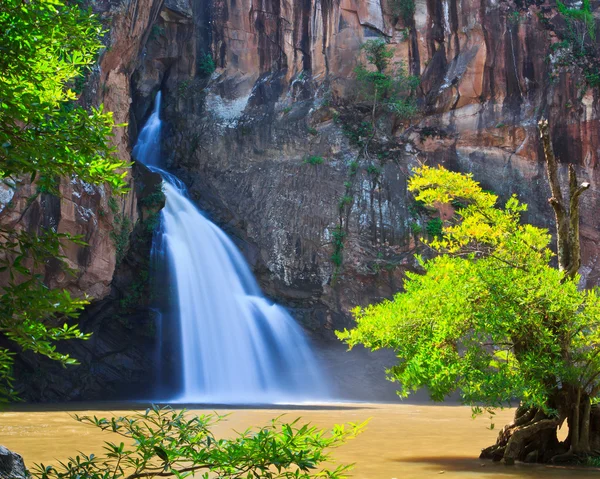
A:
480;407;565;464
539;120;590;280
487;123;597;467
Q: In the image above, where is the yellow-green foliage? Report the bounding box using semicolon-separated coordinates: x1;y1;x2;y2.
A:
338;166;600;414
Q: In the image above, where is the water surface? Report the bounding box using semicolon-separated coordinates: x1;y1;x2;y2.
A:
1;403;596;478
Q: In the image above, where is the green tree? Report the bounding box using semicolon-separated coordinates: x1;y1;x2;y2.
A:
33;406;365;479
0;0;128;402
354;39;419;122
338;156;600;463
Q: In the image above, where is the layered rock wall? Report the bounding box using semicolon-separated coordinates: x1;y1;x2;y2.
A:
7;0;600;400
128;0;600;332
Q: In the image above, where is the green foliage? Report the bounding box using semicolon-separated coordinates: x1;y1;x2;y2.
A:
149;24;165;41
111;214;132;264
282;106;292;114
143;211;161;235
0;0;129;403
390;0;415;24
354;40;419;121
198;53;216;76
550;0;600;88
365;164;381;176
0;227;91;403
177;79;190;98
409;221;422;235
558;0;595;40
338;166;600;419
507;11;522;25
33;406;365;479
0;0;128;192
360;39;394;73
331;226;347;270
338;195;353;210
585;71;600;87
303;155;324;166
348;161;360;176
108;196;119;214
119;270;150;310
425;217;443;238
140;184;165;208
343;121;374;148
307;127;318;136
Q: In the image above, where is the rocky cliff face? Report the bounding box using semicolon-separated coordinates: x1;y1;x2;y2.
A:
128;0;600;334
7;0;600;400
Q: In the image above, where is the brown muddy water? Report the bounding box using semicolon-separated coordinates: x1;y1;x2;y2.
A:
1;403;597;478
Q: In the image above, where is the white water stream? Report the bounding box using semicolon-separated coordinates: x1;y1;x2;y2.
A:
134;92;328;403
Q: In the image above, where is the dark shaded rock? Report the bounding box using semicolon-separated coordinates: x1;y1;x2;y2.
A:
0;446;27;479
10;165;168;402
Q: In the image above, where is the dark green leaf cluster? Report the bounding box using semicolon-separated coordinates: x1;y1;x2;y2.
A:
198;53;216;77
303;156;325;166
390;0;415;24
425;217;443;239
33;406;365;479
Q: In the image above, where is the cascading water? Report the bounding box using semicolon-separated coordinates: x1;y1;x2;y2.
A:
134;92;328;403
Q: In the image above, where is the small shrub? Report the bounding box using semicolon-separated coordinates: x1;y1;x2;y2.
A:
338;195;353;210
149;24;165;41
408;199;427;218
199;53;216;76
343;121;374;148
426;217;443;238
32;406;360;479
410;222;422;235
391;0;415;24
110;215;131;264
108;196;119;214
331;226;347;270
307;127;318;136
366;164;381;176
304;155;324;166
144;211;161;234
140;184;165;208
177;79;190;97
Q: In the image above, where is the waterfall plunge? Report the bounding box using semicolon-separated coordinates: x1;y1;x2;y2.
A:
134;92;328;403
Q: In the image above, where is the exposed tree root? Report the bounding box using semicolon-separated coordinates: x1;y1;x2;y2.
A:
481;403;600;465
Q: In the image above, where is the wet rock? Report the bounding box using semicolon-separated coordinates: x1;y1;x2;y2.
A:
0;446;27;479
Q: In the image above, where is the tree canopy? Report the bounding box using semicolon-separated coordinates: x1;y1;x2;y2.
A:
0;0;128;402
338;165;600;463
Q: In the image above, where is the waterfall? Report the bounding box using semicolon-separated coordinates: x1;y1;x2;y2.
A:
133;92;328;403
